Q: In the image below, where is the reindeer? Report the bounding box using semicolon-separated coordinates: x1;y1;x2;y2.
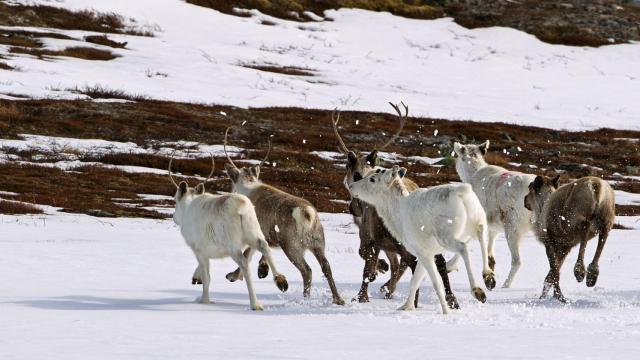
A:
169;155;288;310
221;128;345;305
332;103;459;309
349;165;495;314
524;175;615;302
453;141;536;288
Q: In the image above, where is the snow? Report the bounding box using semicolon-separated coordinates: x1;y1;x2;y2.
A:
0;0;638;131
615;190;640;206
2;211;640;359
0;134;245;159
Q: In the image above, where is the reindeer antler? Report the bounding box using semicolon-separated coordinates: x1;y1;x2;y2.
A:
378;101;408;151
202;153;215;183
168;150;179;188
224;127;239;169
259;136;272;167
331;108;350;154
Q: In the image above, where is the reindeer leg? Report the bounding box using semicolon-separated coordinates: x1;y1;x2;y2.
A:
574;229;589;283
257;255;270;279
195;254;211;304
381;252;404;298
587;229;610;287
282;245;312;299
502;226;524;288
552;249;569;302
225;248;252;282
192;264;203;285
435;254;459;309
312;247;345;305
487;229;498;272
398;262;426;311
354;245;378;302
540;243;557;300
252;238;287;292
232;250;262;311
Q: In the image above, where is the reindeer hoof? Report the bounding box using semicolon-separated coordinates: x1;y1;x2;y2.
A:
225;272;237;282
274;275;288;292
192;278;202;285
333;297;346;306
446;294;460;309
197;296;211;304
397;303;415;311
472;287;487;303
483;272;496;291
554;293;568;303
352;294;369;303
488;256;496;272
574;263;586;283
377;259;389;273
251;303;264;311
258;262;270;279
586;264;599;287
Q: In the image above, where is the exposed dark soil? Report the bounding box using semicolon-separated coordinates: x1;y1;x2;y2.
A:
0;99;639;219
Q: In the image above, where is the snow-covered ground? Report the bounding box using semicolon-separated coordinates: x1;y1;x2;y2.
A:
1;210;640;359
2;0;640;131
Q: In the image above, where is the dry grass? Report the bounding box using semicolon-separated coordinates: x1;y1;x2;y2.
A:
0;2;152;36
0;200;43;215
9;46;119;61
242;64;314;76
0;99;639;217
0;102;21;120
186;0;442;21
68;85;149;101
0;61;14;70
84;35;127;49
0;33;43;48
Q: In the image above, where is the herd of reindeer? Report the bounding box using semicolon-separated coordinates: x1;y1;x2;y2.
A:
168;102;616;314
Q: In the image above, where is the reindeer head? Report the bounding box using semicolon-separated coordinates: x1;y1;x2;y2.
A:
223;127;271;193
168;152;215;225
453;140;490;180
524;174;561;213
332;102;408;190
348;165;407;205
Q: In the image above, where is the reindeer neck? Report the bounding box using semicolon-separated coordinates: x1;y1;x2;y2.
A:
234;181;263;196
457;158;488;183
531;200;548;238
370;180;407;241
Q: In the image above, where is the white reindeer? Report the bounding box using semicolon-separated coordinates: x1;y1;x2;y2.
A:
349;165;495;314
453;141;535;288
169;155;288;310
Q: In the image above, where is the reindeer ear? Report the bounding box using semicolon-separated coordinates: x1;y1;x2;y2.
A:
251;165;260;178
366;150;378;166
195;183;205;194
479;140;490;155
347;151;357;166
532;176;544;190
453;142;465;156
178;181;188;196
225;163;239;182
552;174;561;189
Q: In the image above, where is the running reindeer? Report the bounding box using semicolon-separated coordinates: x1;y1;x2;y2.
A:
349;165;495;314
332;103;459;309
222;128;345;305
454;141;536;288
524;175;615;302
169;154;288;310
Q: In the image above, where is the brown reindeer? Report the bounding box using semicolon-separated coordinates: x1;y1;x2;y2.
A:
222;128;345;305
332;103;459;309
524;175;615;302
